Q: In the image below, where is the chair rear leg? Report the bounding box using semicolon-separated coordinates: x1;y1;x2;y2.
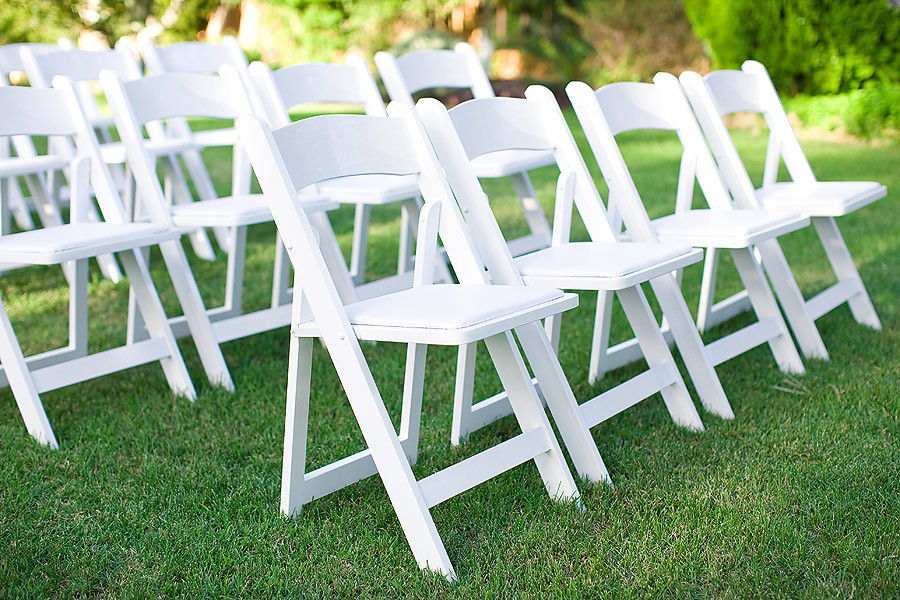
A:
515;322;612;485
509;171;552;246
755;238;829;359
588;290;614;384
451;342;477;446
696;248;719;333
399;343;428;465
281;335;313;517
649;274;734;419
484;330;583;500
730;247;805;374
0;294;57;448
349;204;371;285
616;285;704;431
118;249;196;399
813;216;882;330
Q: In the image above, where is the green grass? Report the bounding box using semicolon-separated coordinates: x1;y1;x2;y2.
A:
1;113;898;597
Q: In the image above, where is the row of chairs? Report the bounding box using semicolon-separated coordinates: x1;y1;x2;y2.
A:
0;38;885;579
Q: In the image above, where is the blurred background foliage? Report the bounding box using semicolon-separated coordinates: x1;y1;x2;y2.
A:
1;0;897;140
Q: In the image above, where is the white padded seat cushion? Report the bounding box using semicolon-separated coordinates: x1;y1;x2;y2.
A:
170;193;336;227
0;222;174;263
515;242;695;278
311;174;420;205
651;208;808;247
755;181;886;217
470;149;555;178
343;284;564;330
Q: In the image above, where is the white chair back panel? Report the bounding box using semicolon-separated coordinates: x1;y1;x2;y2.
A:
703;70;764;115
271;63;367;107
151;41;239;73
272;114;420;192
0;87;75;136
395;50;473;93
115;72;245;125
0;43;58;75
593;82;680;135
446;97;554;160
28;48;134;83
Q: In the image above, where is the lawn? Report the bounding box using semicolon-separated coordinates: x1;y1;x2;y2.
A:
1;112;897;597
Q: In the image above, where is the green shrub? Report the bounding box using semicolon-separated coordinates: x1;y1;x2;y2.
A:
685;0;900;95
783;83;900;141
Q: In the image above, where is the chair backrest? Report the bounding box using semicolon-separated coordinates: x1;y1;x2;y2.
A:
0;81;131;225
101;68;253;225
567;73;744;240
0;43;61;82
139;36;249;75
415;87;628;278
248;54;386;129
20;46;141;87
237;107;490;338
681;61;817;191
375;42;494;107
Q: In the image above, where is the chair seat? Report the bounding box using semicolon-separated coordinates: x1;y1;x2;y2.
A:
470;149;556;178
755;181;886;217
170;193;337;228
311;174;420;205
0;222;177;265
296;284;578;345
516;242;702;291
651;208;809;248
0;154;68;178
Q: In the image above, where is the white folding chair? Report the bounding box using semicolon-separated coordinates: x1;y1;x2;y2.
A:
416;90;731;445
568;74;809;379
0;83;200;448
0;42;65;233
237;108;612;579
375;42;555;258
101;68;354;349
248;55;452;304
680;61;883;339
138;36;259;246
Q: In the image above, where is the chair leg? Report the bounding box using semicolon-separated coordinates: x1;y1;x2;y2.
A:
399;343;428;465
68;259;89;358
755;238;829;360
126;246;152;345
0;293;58;448
398;201;414;275
696;248;719;333
271;234;292;308
0;176;11;236
514;322;612;485
281;335;313;517
616;285;704;431
484;330;584;500
223;225;248;318
730;247;805;374
398;197;454;284
451;342;477;446
118;249;196;399
349;204;371;285
813;216;882;330
509;171;552;243
588;291;614;384
649;274;734;419
157;239;234;391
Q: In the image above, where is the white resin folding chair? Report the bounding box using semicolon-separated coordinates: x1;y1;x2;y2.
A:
0;82;201;448
138;36;259;254
237;107;615;579
568;74;809;379
0;42;66;233
375;42;555;258
101;68;352;348
680;61;883;340
417;90;734;444
248;55;452;304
